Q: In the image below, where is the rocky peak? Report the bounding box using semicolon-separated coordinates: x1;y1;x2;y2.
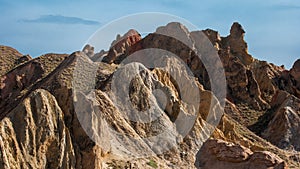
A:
1;22;300;168
291;59;300;81
156;22;189;33
202;29;221;49
222;22;254;65
278;59;300;98
102;29;142;64
124;29;140;37
0;45;25;76
82;44;95;58
230;22;246;39
110;29;140;47
156;22;193;48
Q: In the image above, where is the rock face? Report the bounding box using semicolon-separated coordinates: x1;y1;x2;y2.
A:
195;139;287;169
0;52;104;169
222;22;254;66
0;45;30;77
262;90;300;151
206;24;270;111
0;22;300;168
250;61;284;103
291;59;300;83
82;44;95;58
0;61;44;101
102;29;142;64
278;59;300;98
0;89;75;169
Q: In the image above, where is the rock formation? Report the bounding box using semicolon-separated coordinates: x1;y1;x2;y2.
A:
278;59;300;98
102;29;142;64
195;139;287;169
82;44;95;58
262;90;300;151
222;22;254;66
0;45;30;77
0;89;75;169
0;22;300;168
0;61;44;101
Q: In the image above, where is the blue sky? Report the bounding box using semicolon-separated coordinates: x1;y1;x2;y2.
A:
0;0;299;68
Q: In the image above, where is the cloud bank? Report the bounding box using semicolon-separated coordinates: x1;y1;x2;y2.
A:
21;14;100;25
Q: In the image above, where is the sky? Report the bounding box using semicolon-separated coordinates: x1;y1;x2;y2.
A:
0;0;299;68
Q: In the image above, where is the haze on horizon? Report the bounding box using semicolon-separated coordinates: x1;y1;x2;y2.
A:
0;0;299;68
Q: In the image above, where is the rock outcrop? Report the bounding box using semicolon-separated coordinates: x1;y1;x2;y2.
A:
82;44;95;58
222;22;254;66
0;45;30;77
279;59;300;98
250;61;284;103
262;90;300;151
195;139;287;169
291;59;300;85
0;61;44;101
102;29;142;64
206;24;270;111
0;22;300;168
0;89;75;169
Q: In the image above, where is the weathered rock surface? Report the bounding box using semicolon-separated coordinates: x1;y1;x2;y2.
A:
0;89;75;169
207;24;270;111
262;90;300;151
195;139;287;169
102;29;142;64
0;52;104;169
291;59;300;85
0;22;300;168
0;45;29;77
222;22;254;66
250;60;284;103
278;59;300;98
0;61;44;101
82;44;95;58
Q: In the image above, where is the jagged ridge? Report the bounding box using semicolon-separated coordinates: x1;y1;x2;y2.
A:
0;22;300;168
